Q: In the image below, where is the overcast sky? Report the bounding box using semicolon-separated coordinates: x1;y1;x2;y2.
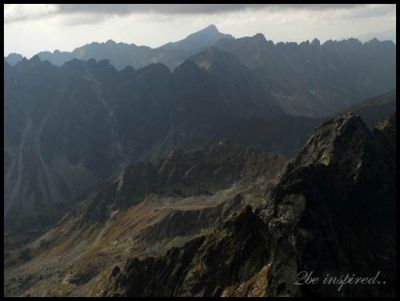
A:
4;4;396;58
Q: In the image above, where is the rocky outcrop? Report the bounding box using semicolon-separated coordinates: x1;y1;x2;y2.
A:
265;112;396;297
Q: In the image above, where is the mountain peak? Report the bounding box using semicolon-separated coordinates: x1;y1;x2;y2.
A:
187;24;229;40
105;39;116;45
29;55;42;64
202;24;219;32
253;33;266;41
311;38;320;46
160;24;233;53
293;111;371;168
368;37;380;43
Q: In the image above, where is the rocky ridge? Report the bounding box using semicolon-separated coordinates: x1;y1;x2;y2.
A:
4;142;288;297
103;112;396;297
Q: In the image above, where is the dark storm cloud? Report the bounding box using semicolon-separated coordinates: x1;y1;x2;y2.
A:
5;4;394;24
55;4;364;16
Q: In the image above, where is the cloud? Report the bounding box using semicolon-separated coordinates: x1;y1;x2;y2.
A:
4;4;58;23
53;4;363;15
4;4;396;58
5;4;395;24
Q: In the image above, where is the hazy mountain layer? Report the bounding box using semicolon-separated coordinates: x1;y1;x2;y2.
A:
341;89;396;128
4;47;396;235
5;26;395;118
3;53;283;233
215;35;395;117
5;25;233;70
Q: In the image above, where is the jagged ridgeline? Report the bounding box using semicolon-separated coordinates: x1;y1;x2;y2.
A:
5;25;234;70
6;26;395;117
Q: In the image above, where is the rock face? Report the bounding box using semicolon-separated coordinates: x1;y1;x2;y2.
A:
374;113;396;163
265;112;396;297
105;207;269;297
102;112;396;297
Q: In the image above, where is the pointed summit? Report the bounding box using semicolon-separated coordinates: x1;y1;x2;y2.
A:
29;55;42;64
292;112;372;168
160;24;234;52
202;24;218;32
29;54;41;62
311;38;320;46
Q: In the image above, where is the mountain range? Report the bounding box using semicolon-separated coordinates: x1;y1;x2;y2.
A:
4;48;395;234
3;24;397;297
5;25;233;70
5;25;395;118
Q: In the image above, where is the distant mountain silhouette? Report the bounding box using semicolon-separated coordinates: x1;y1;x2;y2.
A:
4;53;24;65
5;25;233;70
